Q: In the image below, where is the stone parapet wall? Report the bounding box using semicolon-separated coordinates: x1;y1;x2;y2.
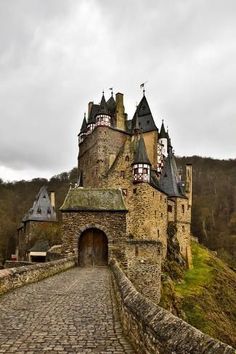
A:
125;240;162;303
111;260;236;354
0;257;76;296
4;261;34;268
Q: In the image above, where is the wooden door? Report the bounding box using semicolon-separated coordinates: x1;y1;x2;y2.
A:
79;229;108;266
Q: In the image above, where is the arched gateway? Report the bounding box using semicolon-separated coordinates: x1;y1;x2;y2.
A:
79;228;108;266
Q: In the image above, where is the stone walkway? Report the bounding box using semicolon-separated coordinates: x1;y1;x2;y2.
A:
0;267;135;353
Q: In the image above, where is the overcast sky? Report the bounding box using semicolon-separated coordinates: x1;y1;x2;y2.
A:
0;0;235;182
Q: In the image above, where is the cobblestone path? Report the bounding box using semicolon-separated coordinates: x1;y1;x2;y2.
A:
0;267;135;353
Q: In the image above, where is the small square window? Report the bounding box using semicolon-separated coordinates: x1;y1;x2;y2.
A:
122;189;127;197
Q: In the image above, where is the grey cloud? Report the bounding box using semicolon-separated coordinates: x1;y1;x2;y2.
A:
0;0;235;181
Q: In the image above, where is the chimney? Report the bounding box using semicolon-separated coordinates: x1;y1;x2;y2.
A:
115;93;125;130
50;191;56;209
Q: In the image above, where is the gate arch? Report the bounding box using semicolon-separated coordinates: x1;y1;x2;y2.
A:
78;228;108;266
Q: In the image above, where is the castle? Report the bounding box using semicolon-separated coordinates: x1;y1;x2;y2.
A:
60;90;192;302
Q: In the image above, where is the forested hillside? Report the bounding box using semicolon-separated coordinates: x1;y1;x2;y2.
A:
177;156;236;268
0;156;236;268
0;168;78;264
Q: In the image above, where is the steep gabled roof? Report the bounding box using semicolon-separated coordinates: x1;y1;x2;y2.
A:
159;152;185;198
22;186;57;222
132;95;158;133
133;136;151;165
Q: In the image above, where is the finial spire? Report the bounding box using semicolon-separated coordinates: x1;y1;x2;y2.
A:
109;87;113;96
140;81;148;96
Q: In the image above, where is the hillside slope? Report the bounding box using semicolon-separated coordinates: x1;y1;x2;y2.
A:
160;241;236;347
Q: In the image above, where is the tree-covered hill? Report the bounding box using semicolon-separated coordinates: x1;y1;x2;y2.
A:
177;156;236;268
0;168;78;263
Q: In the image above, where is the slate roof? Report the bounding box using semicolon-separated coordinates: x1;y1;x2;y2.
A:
79;115;87;133
96;94;110;116
88;104;100;124
132;95;158;133
29;240;50;252
22;186;57;222
159;121;167;139
60;188;127;212
133;136;151;165
159;151;186;198
107;95;116;115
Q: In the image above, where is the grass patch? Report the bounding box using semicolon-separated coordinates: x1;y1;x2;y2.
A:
175;242;213;297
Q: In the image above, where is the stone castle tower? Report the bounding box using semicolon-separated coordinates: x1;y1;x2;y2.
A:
60;90;192;302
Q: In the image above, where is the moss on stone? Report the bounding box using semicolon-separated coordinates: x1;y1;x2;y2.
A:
60;188;127;211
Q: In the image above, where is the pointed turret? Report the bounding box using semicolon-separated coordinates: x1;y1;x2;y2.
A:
158;120;168;158
78;114;87;144
132;136;151;183
96;93;111;127
132;95;157;133
159;120;167;139
80;114;87;133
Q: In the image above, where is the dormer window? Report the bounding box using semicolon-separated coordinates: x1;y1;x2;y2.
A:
37;207;41;214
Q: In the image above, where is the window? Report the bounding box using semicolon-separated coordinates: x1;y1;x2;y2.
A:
182;226;185;232
37;207;41;214
120;171;125;178
168;205;172;212
133;188;137;194
182;204;185;213
161;213;163;218
125;155;129;162
134;168;138;174
122;189;127;197
135;246;139;256
143;168;148;174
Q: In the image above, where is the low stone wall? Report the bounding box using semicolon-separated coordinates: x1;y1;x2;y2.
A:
4;261;34;268
0;257;76;296
111;260;236;354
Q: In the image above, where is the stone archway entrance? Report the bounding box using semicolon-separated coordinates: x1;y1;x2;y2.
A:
78;228;108;267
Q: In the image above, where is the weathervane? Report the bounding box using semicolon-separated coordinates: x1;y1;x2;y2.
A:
140;81;148;96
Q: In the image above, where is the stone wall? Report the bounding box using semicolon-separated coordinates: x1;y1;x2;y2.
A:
111;260;236;354
4;261;34;268
124;240;162;303
78;126;127;187
0;257;76;296
61;211;127;262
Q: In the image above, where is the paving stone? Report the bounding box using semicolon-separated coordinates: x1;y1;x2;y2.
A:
0;267;135;353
